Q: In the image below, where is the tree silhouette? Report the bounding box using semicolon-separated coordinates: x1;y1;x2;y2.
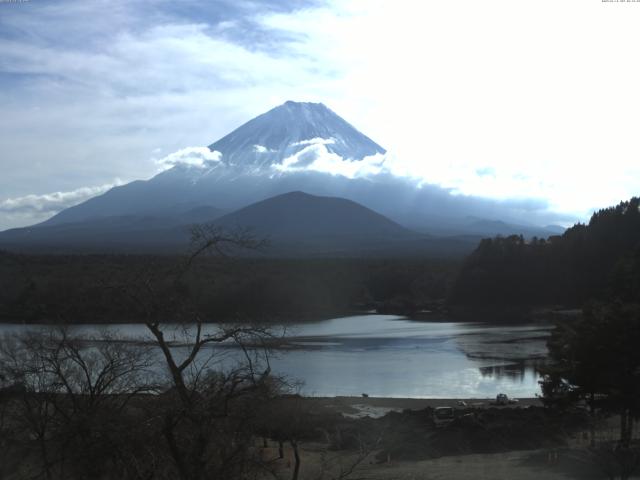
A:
541;302;640;448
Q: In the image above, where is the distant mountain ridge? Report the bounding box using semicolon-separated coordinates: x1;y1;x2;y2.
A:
37;101;387;227
216;191;411;239
0;190;485;257
0;101;565;254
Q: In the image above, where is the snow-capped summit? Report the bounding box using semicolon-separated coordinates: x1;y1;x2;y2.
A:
208;101;385;170
35;101;388;225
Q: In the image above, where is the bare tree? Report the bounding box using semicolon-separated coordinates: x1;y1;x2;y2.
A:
0;371;23;479
584;444;640;480
109;225;283;480
255;392;382;480
0;225;283;480
0;328;156;479
312;438;381;480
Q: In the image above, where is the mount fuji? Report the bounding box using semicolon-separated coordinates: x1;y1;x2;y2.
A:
209;100;386;170
35;101;388;226
0;101;561;255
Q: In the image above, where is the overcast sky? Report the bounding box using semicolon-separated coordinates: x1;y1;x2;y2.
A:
1;0;639;230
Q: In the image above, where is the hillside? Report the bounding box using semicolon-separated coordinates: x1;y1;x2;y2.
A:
449;197;640;307
215;191;411;239
0;190;480;257
1;101;563;250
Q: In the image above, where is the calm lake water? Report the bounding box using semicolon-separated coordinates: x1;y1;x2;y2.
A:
0;315;551;399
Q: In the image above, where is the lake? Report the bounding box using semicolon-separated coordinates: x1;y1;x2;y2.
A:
0;315;551;399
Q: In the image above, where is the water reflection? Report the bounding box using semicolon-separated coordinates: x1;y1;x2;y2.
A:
0;315;552;398
478;361;544;382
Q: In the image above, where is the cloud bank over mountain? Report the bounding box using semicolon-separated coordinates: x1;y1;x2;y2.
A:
273;141;387;179
19;101;570;234
155;147;222;171
2;0;639;230
0;181;123;229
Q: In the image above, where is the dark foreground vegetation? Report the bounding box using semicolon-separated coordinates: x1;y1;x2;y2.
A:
0;228;378;480
0;328;389;480
2;334;638;480
445;198;640;478
3;198;639;326
1;197;640;479
0;251;456;324
450;197;640;307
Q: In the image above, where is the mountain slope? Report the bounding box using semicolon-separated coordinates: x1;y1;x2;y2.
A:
0;192;418;254
1;100;566;253
210;191;479;257
41;101;385;227
0;206;226;253
0;190;481;256
209;101;385;169
215;191;410;239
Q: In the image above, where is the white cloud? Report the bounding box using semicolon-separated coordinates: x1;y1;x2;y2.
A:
291;137;336;147
0;181;123;215
1;0;639;228
253;144;275;153
154;147;222;170
274;143;387;179
0;5;334;217
261;0;640;218
0;180;124;230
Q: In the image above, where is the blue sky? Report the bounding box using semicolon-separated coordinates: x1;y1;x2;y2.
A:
1;0;639;229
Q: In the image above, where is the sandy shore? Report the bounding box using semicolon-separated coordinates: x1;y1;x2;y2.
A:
267;396;595;480
304;396;543;418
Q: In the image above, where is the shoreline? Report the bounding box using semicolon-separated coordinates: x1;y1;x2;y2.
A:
0;304;580;326
302;395;543;418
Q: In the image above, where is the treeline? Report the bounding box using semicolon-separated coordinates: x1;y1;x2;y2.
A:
0;253;458;324
449;197;640;307
7;197;638;323
0;227;385;480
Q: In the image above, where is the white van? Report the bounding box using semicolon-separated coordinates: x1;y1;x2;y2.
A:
433;406;455;427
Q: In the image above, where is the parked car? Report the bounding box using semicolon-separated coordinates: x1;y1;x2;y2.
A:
433;406;455;427
495;393;519;405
